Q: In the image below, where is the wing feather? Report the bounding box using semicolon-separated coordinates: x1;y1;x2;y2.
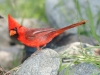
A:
25;28;55;40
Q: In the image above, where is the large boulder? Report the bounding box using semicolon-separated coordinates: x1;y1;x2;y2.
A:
14;49;60;75
59;63;100;75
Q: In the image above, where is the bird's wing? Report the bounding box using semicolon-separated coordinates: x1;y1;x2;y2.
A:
25;28;55;40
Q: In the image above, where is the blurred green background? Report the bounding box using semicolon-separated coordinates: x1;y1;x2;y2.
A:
0;0;46;21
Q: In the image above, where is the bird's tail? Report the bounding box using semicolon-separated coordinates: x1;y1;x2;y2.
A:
55;20;87;35
47;20;87;39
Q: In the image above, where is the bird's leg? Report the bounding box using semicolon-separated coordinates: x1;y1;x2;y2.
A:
40;44;46;50
30;45;46;57
37;46;40;50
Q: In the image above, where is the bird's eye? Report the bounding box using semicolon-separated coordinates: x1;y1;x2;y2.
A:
13;27;17;31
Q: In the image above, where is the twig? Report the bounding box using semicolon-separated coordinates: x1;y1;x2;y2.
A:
4;65;21;75
0;64;6;75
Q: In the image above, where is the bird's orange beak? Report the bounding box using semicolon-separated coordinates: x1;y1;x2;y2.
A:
10;30;16;36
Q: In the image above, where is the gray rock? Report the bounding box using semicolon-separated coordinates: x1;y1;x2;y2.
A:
0;18;10;46
15;49;60;75
45;0;100;34
45;0;81;33
55;42;100;65
56;42;98;57
51;33;98;48
0;18;23;69
0;45;23;69
59;63;100;75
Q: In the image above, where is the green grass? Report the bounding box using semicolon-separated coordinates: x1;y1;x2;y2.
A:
58;45;100;75
0;0;47;22
74;0;100;43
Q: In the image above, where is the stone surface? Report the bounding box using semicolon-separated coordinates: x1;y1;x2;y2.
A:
45;0;100;35
52;33;98;47
55;42;100;64
56;42;98;57
15;49;60;75
0;45;23;69
0;17;23;69
59;63;100;75
0;18;10;46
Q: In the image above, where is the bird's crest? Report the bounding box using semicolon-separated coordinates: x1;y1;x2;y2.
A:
8;14;21;30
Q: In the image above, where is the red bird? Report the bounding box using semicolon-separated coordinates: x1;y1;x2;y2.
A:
8;14;86;50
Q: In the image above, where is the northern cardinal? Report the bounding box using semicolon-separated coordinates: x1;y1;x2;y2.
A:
8;14;86;50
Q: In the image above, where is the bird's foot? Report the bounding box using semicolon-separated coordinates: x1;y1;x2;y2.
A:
31;50;41;56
